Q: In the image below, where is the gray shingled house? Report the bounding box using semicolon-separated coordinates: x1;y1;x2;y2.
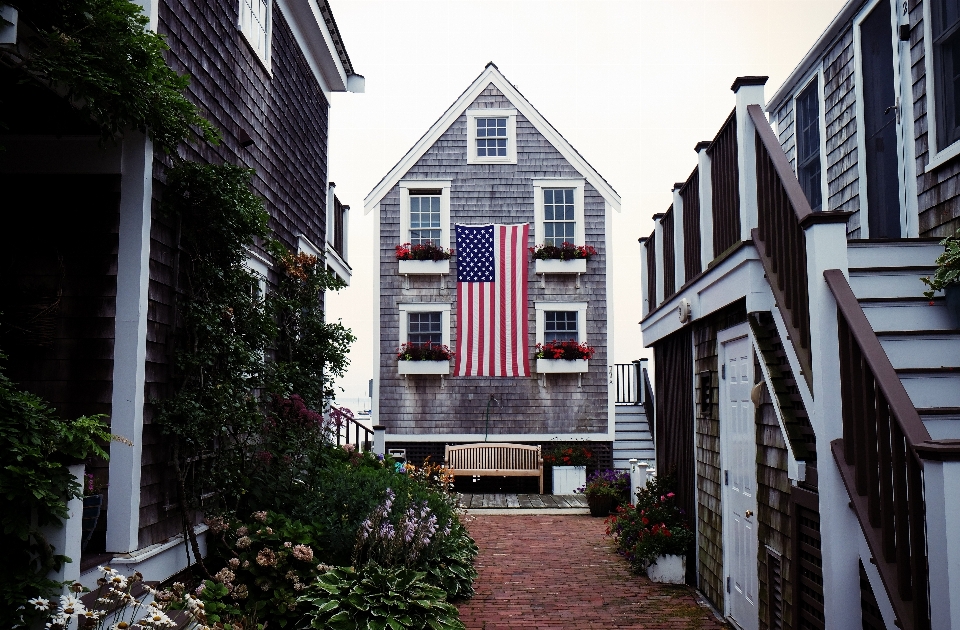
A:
364;63;622;475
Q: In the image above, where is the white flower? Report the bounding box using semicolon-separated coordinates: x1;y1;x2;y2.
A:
109;622;133;630
57;595;86;618
27;597;50;611
139;608;177;627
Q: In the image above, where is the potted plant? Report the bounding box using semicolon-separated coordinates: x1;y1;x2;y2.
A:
396;243;454;275
577;469;630;517
530;242;596;275
81;471;107;552
544;443;593;494
605;475;694;584
397;342;454;375
921;229;960;326
535;340;594;374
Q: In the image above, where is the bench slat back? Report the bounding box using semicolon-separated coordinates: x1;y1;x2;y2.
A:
445;443;541;471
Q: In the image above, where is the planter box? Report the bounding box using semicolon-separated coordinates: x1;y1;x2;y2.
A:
536;359;589;373
552;465;586;494
535;258;587;275
646;554;686;584
398;360;450;375
398;259;450;275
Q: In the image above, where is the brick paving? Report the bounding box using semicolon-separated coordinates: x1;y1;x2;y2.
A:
457;514;728;630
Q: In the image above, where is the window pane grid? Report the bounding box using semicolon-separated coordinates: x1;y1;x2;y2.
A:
795;83;822;211
477;118;507;157
408;312;443;346
240;0;269;63
409;195;441;245
543;188;576;246
544;311;578;343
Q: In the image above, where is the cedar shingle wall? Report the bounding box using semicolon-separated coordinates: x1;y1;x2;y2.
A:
378;85;609;436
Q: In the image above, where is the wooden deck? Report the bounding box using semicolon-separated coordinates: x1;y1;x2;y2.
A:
459;493;588;509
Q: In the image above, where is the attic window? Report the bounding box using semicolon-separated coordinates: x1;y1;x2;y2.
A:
466;109;517;164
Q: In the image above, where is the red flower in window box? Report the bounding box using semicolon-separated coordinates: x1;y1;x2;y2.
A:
396;342;454;361
529;242;597;261
395;242;454;261
534;340;595;360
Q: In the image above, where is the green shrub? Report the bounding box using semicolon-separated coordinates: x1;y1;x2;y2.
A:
418;520;478;600
298;563;464;630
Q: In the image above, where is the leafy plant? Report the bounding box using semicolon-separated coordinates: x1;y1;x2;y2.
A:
298;563;465;630
5;0;219;152
577;468;630;503
543;442;593;466
528;242;597;261
418;520;478;600
395;243;454;261
921;229;960;298
397;342;454;361
534;340;595;360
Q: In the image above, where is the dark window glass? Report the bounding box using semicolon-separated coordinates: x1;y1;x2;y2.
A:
477;118;508;156
544;311;578;343
934;0;960;149
795;81;822;211
408;312;442;346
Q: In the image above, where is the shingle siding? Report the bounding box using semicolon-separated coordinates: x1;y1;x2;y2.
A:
378;85;609;437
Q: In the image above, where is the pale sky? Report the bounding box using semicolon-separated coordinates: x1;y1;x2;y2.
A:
324;0;848;411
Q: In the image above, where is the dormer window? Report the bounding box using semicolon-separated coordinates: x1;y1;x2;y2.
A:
466;109;517;164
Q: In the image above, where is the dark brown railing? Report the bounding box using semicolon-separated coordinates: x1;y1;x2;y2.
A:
661;207;676;299
680;169;702;282
708;109;740;258
825;269;930;630
332;196;346;257
330;406;373;452
644;231;656;311
615;363;642;405
749;104;815;390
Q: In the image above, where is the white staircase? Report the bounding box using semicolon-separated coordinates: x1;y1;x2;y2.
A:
613;405;655;470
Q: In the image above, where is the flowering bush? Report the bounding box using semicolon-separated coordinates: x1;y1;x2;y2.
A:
397;342;455;361
529;242;597;261
534;340;595;360
543;443;593;466
404;457;456;493
577;469;630;503
605;475;694;571
352;488;450;569
395;242;454;261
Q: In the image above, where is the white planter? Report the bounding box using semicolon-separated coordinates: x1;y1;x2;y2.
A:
398;259;450;275
552;465;586;494
535;258;587;275
646;554;686;584
397;360;450;375
536;359;589;373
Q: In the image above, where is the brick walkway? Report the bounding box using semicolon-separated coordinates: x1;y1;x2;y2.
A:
457;514;728;630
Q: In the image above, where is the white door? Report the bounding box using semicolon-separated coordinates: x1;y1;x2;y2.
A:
720;330;758;630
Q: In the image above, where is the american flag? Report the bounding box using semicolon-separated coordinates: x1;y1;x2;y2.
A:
454;223;530;377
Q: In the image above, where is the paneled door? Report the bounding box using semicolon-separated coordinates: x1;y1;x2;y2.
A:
719;327;758;630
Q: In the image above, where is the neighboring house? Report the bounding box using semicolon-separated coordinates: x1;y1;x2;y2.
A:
639;1;960;629
0;0;360;589
365;64;633;472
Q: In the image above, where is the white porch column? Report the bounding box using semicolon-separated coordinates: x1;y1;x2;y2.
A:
804;218;859;628
341;204;350;263
695;141;714;268
672;183;685;289
921;456;960;629
653;213;665;307
732;76;767;241
43;464;85;585
639;237;650;318
107;133;153;553
326;182;336;247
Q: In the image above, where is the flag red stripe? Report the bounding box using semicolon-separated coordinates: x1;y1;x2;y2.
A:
520;224;530;376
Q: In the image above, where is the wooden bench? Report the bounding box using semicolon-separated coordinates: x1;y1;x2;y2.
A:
445;443;543;494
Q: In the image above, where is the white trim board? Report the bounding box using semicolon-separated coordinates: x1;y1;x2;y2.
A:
363;63;620;214
532;178;586;246
274;0;361;95
385;432;615;443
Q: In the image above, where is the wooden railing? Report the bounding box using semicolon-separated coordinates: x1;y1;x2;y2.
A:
662;207;676;299
680;169;702;282
748;104;815;391
330;406;373;452
645;230;656;309
332;196;346;258
614;362;642;405
825;269;930;630
708;109;740;257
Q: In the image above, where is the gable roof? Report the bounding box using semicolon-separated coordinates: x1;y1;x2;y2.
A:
363;63;620;213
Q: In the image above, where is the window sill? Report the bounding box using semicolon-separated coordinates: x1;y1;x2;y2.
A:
534;259;587;275
925;140;960;173
398;360;450;375
398;259;450;275
536;359;589;374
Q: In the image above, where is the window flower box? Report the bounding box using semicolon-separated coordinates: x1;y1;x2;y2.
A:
534;258;586;275
398;360;450;375
396;243;453;275
536;358;588;373
398;259;451;275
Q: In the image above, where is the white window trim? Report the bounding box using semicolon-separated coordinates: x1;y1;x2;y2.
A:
399;180;452;250
398;303;452;348
791;71;829;212
922;0;960;171
466;108;517;165
243;249;271;297
534;301;588;346
532;178;586;246
238;0;272;72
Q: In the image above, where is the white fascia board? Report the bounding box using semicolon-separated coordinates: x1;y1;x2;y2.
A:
364;65;621;214
385;432;615;443
639;245;761;347
275;0;351;95
325;243;352;285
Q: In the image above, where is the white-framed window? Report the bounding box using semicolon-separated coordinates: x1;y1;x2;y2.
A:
466;109;517;164
924;0;960;169
399;303;451;348
532;178;585;246
399;180;451;249
534;302;587;346
239;0;272;70
243;250;270;298
794;77;823;211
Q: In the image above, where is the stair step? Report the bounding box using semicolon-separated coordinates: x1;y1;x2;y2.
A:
918;407;960;440
876;333;960;369
860;299;955;332
898;369;960;408
846;240;944;268
848;267;936;300
614;439;654;450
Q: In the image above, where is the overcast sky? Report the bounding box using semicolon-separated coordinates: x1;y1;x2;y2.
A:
323;0;848;411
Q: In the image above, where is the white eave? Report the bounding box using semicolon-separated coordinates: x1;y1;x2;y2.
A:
275;0;364;95
363;63;620;214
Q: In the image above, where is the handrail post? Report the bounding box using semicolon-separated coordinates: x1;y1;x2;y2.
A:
695;141;714;269
731;76;767;241
653;214;665;306
639;237;650;318
920;455;960;629
373;425;386;457
672;183;685;291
